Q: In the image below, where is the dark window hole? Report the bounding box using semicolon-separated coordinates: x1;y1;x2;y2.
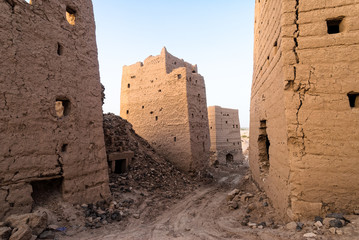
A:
57;43;63;56
348;92;359;108
327;17;344;34
61;144;68;152
114;159;127;174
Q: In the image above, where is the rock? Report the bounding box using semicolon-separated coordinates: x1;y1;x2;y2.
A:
329;219;343;228
47;225;59;231
241;218;249;226
27;211;48;236
329;227;336;234
323;218;336;228
241;193;254;202
296;222;304;231
248;222;257;228
314;216;323;223
263;202;268;207
247;203;256;212
0;222;6;228
133;214;140;219
258;222;266;229
0;227;12;240
6;211;48;236
228;201;239;210
285;221;297;230
38;230;55;239
354;209;359;215
326;213;344;219
314;221;323;228
303;232;317;238
9;225;32;240
81;204;88;209
226;189;240;201
336;229;343;235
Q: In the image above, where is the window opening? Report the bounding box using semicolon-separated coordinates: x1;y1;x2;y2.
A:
57;43;63;56
55;98;70;118
66;6;76;26
226;154;233;163
61;144;68;153
348;92;359;108
258;120;270;175
327;17;344;34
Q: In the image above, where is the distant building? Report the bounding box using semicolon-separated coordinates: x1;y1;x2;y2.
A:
208;106;243;165
120;48;210;172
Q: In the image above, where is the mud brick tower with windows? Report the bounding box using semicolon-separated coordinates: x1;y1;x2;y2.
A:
250;0;359;220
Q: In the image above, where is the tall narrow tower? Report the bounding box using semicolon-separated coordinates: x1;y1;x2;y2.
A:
120;48;210;172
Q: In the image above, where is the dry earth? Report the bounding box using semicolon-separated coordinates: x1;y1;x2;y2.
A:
56;165;359;240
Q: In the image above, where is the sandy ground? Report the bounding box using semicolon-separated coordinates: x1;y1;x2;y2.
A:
52;128;359;240
57;164;359;240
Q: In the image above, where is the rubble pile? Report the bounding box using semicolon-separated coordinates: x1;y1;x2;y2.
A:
103;113;195;195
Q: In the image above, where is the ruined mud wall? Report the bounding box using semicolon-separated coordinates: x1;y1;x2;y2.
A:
250;0;359;220
120;48;210;172
208;106;243;164
284;0;359;219
0;0;110;220
250;0;291;219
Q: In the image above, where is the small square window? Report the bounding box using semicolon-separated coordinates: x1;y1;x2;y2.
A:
327;17;344;34
348;92;359;108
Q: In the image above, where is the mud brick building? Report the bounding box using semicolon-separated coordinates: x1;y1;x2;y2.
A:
0;0;110;220
250;0;359;220
120;48;210;172
208;106;243;165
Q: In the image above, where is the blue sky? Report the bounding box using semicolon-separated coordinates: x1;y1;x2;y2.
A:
92;0;255;127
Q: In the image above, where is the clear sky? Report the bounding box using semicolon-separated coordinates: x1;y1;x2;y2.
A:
92;0;255;128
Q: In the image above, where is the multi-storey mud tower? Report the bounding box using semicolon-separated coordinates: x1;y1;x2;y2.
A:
120;48;210;172
208;106;243;165
0;0;110;220
250;0;359;220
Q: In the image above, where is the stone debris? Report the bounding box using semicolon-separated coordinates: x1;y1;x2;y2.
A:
0;227;12;240
285;222;298;231
314;221;323;228
303;232;317;238
226;189;240;201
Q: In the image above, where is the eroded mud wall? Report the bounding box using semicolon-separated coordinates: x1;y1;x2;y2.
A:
284;0;359;219
250;0;291;219
251;0;359;220
0;0;110;220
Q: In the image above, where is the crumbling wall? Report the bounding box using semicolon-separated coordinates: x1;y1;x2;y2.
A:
250;0;359;220
0;0;109;220
120;48;210;172
208;106;243;165
250;0;291;220
284;0;359;219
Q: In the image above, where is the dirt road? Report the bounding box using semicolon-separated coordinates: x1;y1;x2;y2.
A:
61;169;308;240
